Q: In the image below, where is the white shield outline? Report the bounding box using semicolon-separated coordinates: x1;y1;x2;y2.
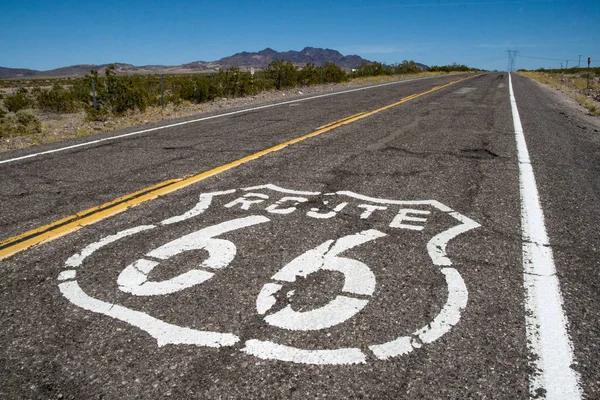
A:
58;183;480;365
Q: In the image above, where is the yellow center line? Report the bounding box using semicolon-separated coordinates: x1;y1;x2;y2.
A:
0;178;181;248
0;74;476;261
316;112;367;130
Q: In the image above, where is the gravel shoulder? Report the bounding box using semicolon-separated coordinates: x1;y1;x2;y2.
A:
523;74;600;133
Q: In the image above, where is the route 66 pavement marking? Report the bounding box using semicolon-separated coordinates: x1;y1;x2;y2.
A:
57;183;479;366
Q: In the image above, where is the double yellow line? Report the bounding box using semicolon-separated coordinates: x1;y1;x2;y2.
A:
0;75;475;260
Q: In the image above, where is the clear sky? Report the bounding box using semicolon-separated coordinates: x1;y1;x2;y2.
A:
1;0;598;71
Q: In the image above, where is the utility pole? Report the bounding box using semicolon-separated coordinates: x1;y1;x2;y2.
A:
566;60;569;69
578;55;582;68
507;49;518;72
560;62;564;69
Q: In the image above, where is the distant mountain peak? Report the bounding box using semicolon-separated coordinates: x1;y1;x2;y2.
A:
258;47;277;55
217;47;371;69
0;46;378;79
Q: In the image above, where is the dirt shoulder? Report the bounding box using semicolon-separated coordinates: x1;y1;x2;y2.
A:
518;72;600;135
518;71;600;117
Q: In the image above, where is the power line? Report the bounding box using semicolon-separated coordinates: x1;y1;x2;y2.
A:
518;54;599;62
518;55;579;62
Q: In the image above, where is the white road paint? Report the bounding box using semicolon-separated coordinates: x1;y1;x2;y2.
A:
265;196;309;214
389;209;431;230
256;283;282;315
118;259;214;297
58;224;240;348
65;225;156;268
426;210;481;267
161;190;236;225
57;270;76;281
508;73;582;399
0;76;444;166
269;230;382;292
358;204;388;219
265;296;370;331
334;191;481;267
243;183;321;196
258;230;382;331
413;268;467;344
118;216;269;296
59;281;239;347
306;202;348;219
368;267;467;359
224;193;269;210
59;183;480;365
242;339;367;365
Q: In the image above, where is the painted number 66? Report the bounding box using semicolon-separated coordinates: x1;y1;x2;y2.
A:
116;216;386;331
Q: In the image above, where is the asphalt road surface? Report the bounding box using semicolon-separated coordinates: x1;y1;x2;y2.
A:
1;73;598;399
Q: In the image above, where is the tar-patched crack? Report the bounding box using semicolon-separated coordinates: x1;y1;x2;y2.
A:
2;191;30;197
458;148;499;159
382;145;505;162
331;165;431;179
272;270;346;313
162;145;195;150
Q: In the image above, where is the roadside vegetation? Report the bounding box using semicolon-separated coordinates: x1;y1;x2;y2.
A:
518;67;600;116
0;61;477;150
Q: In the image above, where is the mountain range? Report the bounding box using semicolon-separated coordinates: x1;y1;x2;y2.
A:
0;47;387;79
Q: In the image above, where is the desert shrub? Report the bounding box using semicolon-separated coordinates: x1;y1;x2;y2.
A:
0;110;42;137
393;60;422;74
211;67;254;98
353;62;387;77
84;105;109;121
298;63;320;86
70;76;96;104
321;62;348;83
104;67;152;114
36;83;78;113
16;109;41;127
4;88;33;112
235;69;254;96
428;64;471;72
266;60;298;90
83;65;155;118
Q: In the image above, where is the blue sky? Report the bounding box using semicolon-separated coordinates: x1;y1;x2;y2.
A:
0;0;598;71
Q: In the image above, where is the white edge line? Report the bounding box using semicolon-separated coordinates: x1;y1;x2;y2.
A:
509;72;581;399
0;75;458;165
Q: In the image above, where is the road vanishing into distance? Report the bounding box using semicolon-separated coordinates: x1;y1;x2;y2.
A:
1;72;599;399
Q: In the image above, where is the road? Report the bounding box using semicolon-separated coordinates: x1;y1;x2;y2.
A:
0;72;598;399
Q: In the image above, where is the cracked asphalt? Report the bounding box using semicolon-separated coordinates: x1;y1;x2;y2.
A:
0;72;599;399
